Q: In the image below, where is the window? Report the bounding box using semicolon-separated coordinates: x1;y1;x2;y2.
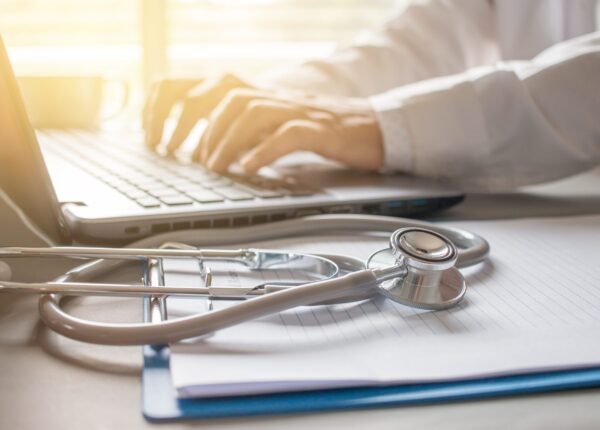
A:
0;0;400;114
166;0;399;78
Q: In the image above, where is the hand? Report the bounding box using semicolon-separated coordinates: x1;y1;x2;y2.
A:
143;74;384;174
143;75;249;151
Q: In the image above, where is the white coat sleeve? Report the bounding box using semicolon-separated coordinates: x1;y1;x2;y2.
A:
371;32;600;191
261;0;498;97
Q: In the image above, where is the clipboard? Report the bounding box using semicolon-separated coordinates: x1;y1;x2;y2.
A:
142;340;600;422
141;295;600;422
140;250;600;422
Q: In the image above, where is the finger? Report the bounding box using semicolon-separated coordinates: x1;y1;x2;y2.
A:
240;119;332;174
144;79;201;149
164;100;210;155
193;88;270;163
206;100;306;173
163;75;251;155
142;81;159;131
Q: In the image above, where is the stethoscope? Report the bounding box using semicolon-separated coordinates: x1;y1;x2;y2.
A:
0;215;489;345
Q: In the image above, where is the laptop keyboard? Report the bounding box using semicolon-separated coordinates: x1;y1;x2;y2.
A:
38;130;313;209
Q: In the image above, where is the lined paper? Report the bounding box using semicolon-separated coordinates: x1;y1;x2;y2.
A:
166;215;600;398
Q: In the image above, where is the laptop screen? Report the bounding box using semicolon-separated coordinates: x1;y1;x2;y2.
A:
0;37;69;244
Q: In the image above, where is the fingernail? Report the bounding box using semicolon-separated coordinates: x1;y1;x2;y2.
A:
240;157;256;174
207;155;219;171
240;154;252;167
200;148;209;164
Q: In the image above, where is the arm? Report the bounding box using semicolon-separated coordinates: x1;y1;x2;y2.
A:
145;0;499;164
371;32;600;191
262;0;498;97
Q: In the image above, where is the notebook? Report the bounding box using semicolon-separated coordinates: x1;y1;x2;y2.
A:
164;214;600;397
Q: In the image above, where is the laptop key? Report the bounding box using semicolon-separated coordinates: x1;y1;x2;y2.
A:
201;177;233;188
213;186;254;201
174;183;208;192
139;181;169;191
284;186;314;196
148;187;182;198
118;185;142;194
186;190;224;203
236;183;284;198
160;195;194;206
179;166;218;179
104;177;130;188
124;189;150;200
136;197;161;208
161;176;196;187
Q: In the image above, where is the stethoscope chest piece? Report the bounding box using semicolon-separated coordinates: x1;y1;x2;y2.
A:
367;228;466;310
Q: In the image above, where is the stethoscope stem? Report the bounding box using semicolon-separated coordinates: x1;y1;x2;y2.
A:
371;265;407;283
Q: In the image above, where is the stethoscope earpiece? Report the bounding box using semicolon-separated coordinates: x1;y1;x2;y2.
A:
368;228;466;310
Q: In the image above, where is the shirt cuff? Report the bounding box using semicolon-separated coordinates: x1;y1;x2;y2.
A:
369;93;414;174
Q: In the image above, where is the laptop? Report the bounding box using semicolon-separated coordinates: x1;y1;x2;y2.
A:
0;37;463;244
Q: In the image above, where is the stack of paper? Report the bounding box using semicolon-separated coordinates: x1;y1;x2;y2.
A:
164;215;600;398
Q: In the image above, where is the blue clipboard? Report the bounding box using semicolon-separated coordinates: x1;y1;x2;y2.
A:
142;341;600;422
140;259;600;424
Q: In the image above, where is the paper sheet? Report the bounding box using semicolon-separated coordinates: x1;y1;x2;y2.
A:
165;215;600;398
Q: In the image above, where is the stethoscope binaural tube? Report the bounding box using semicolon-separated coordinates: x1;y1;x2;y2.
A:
34;214;489;345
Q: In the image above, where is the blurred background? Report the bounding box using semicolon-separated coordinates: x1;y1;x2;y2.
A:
0;0;401;122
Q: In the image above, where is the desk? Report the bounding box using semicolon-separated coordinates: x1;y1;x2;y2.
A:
2;168;600;430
